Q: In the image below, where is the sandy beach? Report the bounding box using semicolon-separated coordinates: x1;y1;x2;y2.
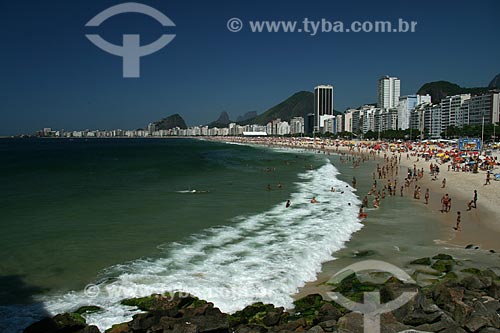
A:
205;136;500;251
202;136;500;310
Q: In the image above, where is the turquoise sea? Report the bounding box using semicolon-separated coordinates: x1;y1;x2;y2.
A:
0;138;362;332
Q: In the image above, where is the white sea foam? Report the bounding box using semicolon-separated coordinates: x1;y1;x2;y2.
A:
13;160;363;332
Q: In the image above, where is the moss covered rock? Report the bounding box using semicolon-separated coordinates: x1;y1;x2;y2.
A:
461;268;481;275
431;259;454;273
74;306;103;315
432;254;454;260
410;257;432;265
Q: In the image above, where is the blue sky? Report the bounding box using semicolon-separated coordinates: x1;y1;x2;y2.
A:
1;0;499;135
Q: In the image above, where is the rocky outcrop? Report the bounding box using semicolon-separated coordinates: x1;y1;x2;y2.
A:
24;254;500;333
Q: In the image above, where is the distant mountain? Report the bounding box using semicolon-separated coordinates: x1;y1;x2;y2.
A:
206;111;231;128
236;111;258;122
417;81;490;104
240;91;341;125
489;74;500;89
154;114;187;130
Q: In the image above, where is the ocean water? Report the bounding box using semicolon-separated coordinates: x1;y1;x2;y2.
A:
0;139;362;332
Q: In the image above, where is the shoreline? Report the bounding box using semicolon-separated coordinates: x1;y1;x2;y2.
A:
202;136;500;300
204;136;499;251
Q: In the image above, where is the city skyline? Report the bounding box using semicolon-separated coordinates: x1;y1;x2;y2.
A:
1;0;499;136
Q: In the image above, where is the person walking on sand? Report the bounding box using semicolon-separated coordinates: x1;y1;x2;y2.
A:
454;211;461;231
425;188;430;204
472;190;477;208
484;171;491;185
441;194;449;213
441;178;446;188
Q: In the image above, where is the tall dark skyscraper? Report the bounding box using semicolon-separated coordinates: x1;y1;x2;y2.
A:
314;85;334;131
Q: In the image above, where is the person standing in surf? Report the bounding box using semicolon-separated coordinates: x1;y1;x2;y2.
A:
454;211;461;231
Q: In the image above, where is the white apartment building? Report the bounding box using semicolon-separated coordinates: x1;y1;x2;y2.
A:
378;76;400;109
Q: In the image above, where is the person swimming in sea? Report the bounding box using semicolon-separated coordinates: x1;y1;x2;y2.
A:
310;196;318;203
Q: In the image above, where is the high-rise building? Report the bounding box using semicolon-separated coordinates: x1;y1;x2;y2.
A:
290;117;305;135
397;94;431;130
314;85;334;131
336;114;344;133
378;76;401;109
304;113;315;135
467;92;500;126
440;94;471;130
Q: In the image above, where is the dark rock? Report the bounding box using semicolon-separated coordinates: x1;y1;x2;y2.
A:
130;312;161;331
317;303;342;322
337;312;363;333
432;253;454;260
469;300;500;329
80;326;101;333
479;328;500;333
294;294;324;312
431;282;464;306
380;312;411;333
121;293;199;314
481;297;500;312
234;324;268;333
462;268;482;275
74;306;103;316
461;275;488;290
481;269;499;280
415;312;458;332
391;289;434;323
490;250;496;253
465;316;490;332
449;300;473;325
410;257;432;265
192;307;229;333
171;322;199;333
466;244;475;249
317;320;337;331
486;281;500;298
229;303;276;326
306;326;325;333
441;327;467;333
401;310;441;326
24;313;87;333
431;259;454;273
262;307;283;326
443;272;459;280
103;323;129;333
353;250;377;258
278;318;307;331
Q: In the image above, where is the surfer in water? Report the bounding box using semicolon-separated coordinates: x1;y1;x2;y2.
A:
286;200;291;208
